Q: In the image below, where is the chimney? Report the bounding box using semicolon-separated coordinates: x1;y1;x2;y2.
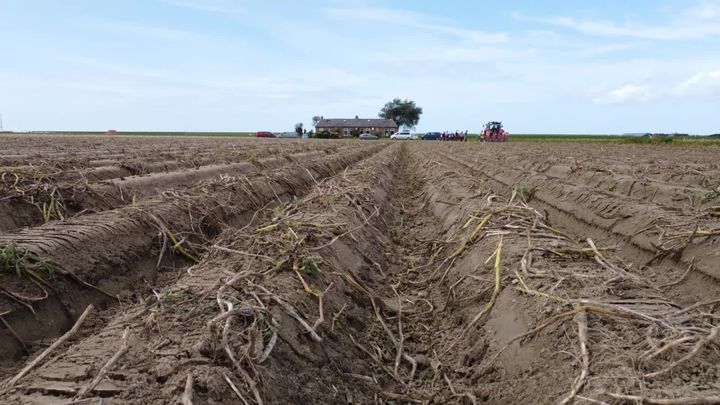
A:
320;116;323;119
355;115;358;119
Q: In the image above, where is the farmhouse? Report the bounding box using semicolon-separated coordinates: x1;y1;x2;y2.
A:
315;116;398;137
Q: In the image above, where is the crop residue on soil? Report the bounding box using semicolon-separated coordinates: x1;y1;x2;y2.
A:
1;135;720;404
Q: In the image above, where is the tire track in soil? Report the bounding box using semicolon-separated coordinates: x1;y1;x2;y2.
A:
0;144;386;373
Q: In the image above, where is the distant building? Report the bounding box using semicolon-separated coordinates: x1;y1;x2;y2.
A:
315;116;398;137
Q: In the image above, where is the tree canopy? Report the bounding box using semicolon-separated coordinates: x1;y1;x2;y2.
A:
378;98;422;129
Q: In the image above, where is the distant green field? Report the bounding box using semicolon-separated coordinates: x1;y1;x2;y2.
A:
463;133;619;141
510;134;617;141
454;133;720;145
494;134;720;145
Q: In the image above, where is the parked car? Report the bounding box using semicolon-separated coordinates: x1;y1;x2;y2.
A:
422;132;441;140
359;133;378;140
277;132;298;138
256;131;276;138
390;130;417;140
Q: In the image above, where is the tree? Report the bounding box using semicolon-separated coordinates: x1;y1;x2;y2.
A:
378;98;422;129
312;116;321;128
295;122;303;136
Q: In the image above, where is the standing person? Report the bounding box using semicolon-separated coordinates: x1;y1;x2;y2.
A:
463;130;468;142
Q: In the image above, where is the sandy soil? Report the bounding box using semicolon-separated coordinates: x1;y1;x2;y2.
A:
1;137;719;404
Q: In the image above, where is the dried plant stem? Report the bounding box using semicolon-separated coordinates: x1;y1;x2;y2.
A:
6;305;94;388
312;283;334;331
660;258;696;288
606;393;720;404
674;298;720;316
221;302;263;405
76;327;130;399
644;336;696;361
181;373;194;405
257;287;323;342
559;311;590;405
308;207;379;252
644;327;719;378
446;237;503;353
392;285;404;379
483;309;576;367
224;373;250;405
331;303;348;333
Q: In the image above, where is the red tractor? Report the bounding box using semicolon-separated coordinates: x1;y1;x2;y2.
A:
483;121;508;142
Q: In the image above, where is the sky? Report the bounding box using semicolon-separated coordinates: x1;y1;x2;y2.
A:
1;0;719;134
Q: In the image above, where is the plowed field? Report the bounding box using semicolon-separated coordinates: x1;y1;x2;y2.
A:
1;136;719;404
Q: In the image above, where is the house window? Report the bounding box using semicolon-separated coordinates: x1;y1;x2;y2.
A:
343;128;350;137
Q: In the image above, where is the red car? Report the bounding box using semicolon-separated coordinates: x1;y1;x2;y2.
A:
256;131;276;138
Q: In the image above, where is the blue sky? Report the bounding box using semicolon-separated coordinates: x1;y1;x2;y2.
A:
1;0;719;134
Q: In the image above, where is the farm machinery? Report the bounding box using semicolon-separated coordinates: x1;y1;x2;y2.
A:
483;121;508;142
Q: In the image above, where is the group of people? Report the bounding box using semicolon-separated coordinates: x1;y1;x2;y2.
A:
441;130;468;141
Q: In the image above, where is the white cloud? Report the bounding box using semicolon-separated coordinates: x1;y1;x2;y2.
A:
589;67;720;104
324;7;507;44
514;3;720;41
538;16;720;40
160;0;243;15
674;71;720;98
383;45;534;66
100;21;204;41
593;84;657;104
578;43;635;57
683;2;720;20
